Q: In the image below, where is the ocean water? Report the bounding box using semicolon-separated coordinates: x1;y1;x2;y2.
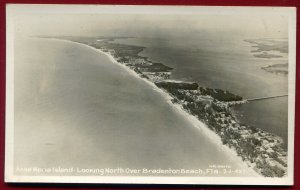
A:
113;37;288;149
13;37;256;176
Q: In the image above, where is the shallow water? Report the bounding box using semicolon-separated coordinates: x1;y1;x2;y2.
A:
13;38;255;177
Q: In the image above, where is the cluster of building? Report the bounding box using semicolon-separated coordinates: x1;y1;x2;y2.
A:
170;89;287;177
98;44;172;82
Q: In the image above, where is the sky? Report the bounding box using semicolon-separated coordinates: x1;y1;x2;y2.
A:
9;5;291;39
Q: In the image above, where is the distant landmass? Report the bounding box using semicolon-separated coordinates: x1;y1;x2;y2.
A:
253;52;283;59
245;39;288;54
245;39;288;75
262;63;288;75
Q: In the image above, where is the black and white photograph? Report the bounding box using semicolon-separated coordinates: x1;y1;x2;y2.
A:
5;5;296;185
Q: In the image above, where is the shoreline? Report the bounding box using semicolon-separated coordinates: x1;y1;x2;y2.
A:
90;38;287;178
48;38;259;176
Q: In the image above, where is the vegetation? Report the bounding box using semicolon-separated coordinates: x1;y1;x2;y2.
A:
135;62;172;72
199;87;242;102
157;81;286;177
155;82;198;90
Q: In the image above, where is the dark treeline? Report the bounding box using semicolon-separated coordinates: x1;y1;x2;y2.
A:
155;82;199;90
199;87;243;102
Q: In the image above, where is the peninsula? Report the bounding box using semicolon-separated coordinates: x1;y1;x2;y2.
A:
58;36;287;177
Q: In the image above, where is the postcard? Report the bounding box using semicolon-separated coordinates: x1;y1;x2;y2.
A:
5;4;296;185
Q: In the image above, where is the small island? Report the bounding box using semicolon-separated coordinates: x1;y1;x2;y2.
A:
62;36;287;177
262;63;288;75
245;39;288;54
253;52;283;59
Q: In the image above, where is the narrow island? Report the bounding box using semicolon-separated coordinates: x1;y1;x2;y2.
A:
55;36;287;177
